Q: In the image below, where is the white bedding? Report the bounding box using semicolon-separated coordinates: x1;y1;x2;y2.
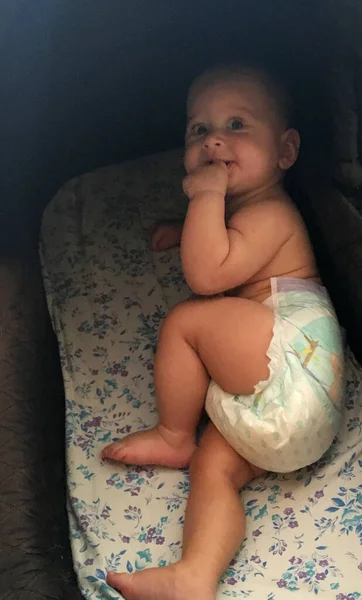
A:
40;148;362;599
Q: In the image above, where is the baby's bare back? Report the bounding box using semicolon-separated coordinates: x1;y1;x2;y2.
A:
228;195;319;303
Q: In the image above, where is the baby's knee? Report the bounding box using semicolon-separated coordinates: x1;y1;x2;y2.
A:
190;438;264;489
189;445;215;481
189;439;236;481
160;299;201;336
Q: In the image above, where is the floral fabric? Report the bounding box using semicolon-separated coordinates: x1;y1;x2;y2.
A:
40;148;362;599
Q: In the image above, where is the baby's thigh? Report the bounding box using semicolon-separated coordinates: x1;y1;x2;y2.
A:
173;296;274;395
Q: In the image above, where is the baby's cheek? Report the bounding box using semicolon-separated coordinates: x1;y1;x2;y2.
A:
241;140;274;170
184;146;199;174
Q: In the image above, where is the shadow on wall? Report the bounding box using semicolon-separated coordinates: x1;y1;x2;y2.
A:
1;0;335;253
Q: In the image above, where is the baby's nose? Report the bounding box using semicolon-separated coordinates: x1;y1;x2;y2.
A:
203;132;224;149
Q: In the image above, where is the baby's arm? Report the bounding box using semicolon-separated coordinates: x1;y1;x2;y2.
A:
181;165;294;294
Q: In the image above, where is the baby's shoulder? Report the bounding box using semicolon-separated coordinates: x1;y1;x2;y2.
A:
232;194;301;227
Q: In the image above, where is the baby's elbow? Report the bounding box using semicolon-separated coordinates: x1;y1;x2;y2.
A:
184;272;220;296
189;282;214;296
182;255;224;295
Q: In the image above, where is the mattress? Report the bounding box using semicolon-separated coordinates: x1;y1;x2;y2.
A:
40;148;362;599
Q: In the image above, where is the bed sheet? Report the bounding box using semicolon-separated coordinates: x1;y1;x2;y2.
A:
40;148;362;599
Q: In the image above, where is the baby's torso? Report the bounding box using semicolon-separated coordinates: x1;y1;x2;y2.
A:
226;197;320;303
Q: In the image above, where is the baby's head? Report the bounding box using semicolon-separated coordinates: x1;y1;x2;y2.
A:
184;64;300;198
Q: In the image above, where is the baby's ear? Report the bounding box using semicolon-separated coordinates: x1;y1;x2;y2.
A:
278;128;300;170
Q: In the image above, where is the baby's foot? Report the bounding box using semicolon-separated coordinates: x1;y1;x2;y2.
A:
101;425;196;467
107;563;215;600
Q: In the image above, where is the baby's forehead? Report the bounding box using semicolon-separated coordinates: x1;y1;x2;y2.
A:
187;75;272;117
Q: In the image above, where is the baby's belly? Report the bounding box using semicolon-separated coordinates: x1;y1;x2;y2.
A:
235;280;273;303
230;269;321;304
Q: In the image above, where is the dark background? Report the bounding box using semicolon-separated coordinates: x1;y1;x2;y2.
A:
1;0;338;253
1;3;361;598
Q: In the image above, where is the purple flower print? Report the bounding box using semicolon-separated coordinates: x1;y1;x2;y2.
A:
227;577;237;585
252;528;262;537
284;507;293;516
298;571;308;579
277;579;287;588
76;436;90;449
288;520;299;528
316;572;326;581
85;416;102;428
85;558;94;566
250;555;261;564
319;560;329;567
345;396;354;410
289;556;302;565
315;490;324;499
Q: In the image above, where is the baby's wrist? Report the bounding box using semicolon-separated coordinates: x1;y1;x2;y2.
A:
189;190;225;202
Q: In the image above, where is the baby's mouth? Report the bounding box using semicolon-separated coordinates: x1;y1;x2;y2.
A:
207;160;234;170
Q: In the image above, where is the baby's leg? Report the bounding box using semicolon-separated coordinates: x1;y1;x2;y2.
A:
102;296;273;467
107;422;264;600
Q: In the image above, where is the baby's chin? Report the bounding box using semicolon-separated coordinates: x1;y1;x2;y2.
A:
225;190;243;203
225;181;244;198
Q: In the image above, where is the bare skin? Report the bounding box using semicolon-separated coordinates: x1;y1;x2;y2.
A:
102;295;272;599
107;423;264;600
107;562;213;600
102;295;273;464
102;70;319;599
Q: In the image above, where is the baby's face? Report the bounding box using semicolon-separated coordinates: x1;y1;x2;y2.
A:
184;76;288;198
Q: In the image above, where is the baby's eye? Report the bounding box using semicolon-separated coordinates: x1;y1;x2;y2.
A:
227;118;244;131
191;123;208;137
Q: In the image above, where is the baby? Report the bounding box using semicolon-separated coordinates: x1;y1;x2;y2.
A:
102;64;344;600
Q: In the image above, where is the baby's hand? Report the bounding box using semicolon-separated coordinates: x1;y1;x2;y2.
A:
183;161;228;200
150;222;183;252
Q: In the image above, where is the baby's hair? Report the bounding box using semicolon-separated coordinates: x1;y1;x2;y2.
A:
187;62;293;129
